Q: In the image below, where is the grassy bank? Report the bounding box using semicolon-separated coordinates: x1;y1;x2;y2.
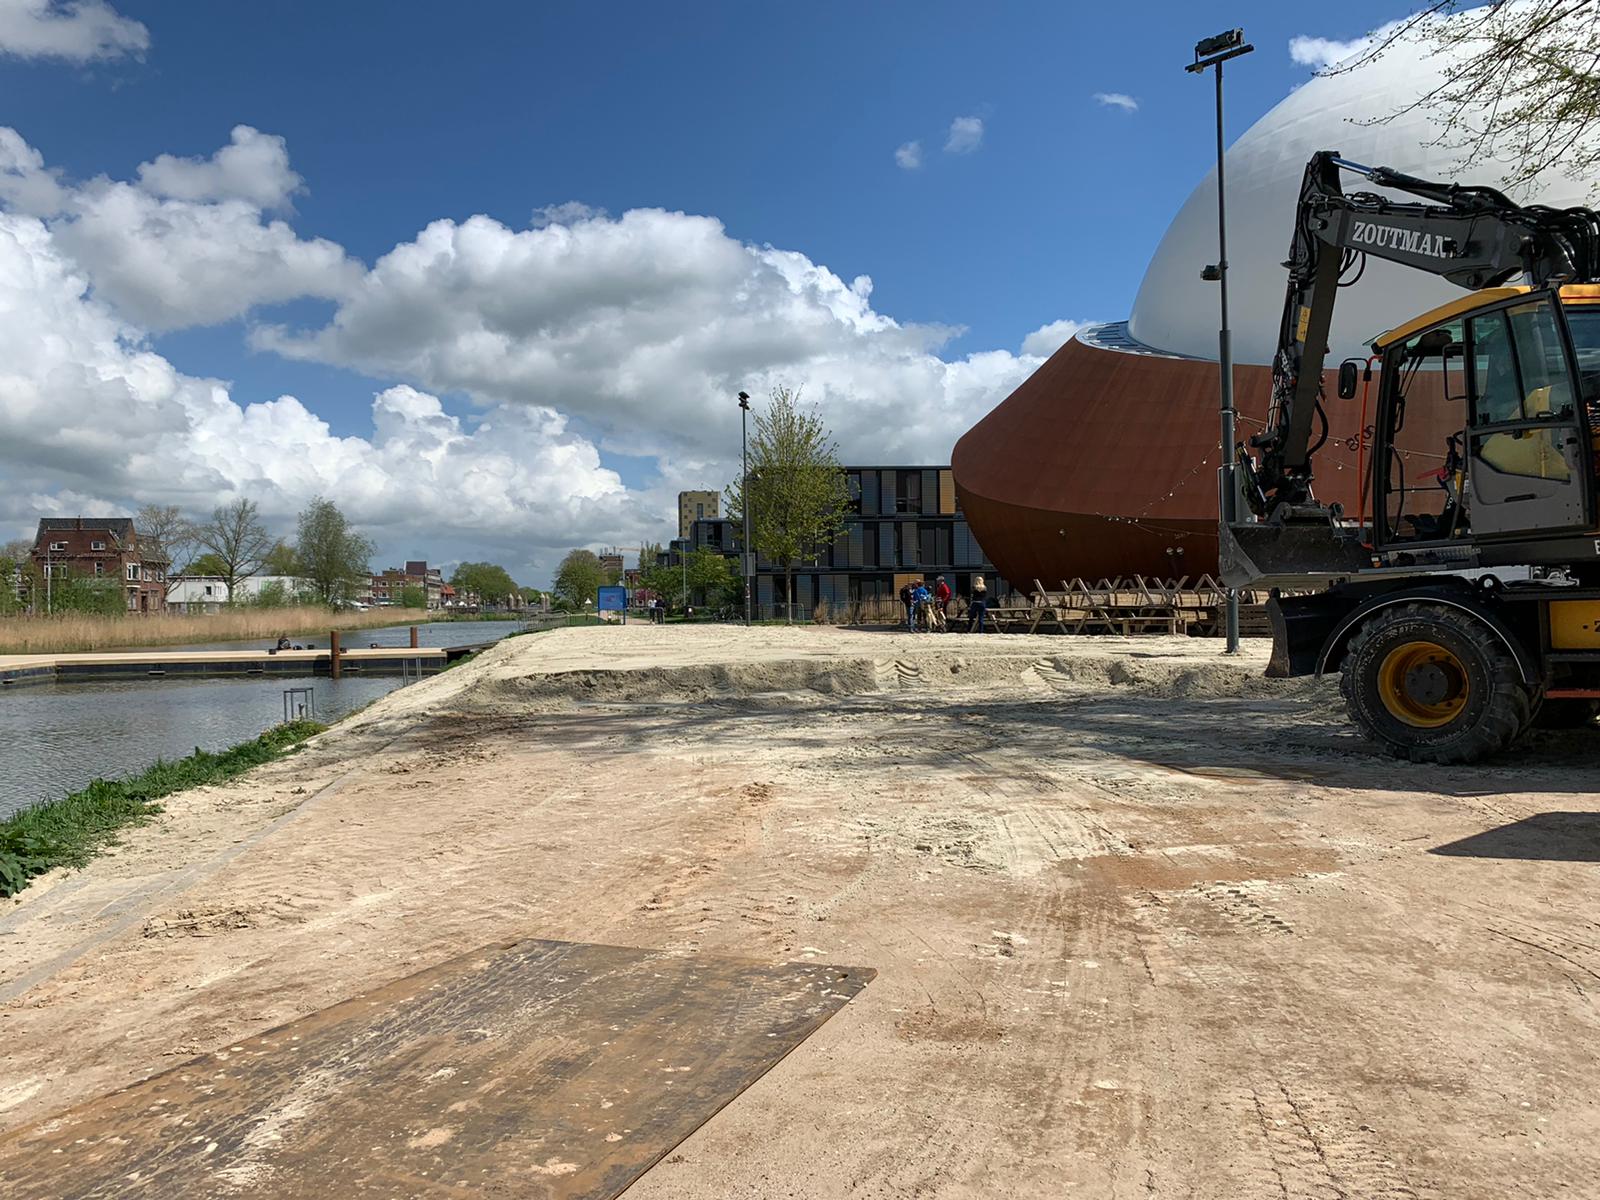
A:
0;720;326;898
0;607;431;656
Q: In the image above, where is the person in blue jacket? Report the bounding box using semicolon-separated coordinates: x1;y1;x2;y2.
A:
910;580;932;632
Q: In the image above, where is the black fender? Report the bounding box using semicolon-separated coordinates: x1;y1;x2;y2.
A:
1313;585;1542;685
1266;591;1358;678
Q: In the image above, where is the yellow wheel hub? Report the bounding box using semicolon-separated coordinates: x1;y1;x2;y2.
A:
1377;640;1470;728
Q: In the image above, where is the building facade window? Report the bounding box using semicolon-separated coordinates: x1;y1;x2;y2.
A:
126;563;140;581
49;541;67;551
91;540;106;551
94;562;104;576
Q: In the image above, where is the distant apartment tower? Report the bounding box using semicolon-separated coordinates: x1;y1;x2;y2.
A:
677;490;719;540
597;549;625;578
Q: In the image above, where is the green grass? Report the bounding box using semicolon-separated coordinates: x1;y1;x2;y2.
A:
0;719;326;898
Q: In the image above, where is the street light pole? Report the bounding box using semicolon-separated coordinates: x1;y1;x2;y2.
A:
1187;28;1252;655
738;390;752;626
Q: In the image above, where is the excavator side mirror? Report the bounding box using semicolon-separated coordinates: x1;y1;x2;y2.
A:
1337;360;1360;399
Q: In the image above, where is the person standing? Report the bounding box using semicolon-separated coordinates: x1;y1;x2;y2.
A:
966;574;989;633
933;576;952;632
910;579;931;632
900;579;916;631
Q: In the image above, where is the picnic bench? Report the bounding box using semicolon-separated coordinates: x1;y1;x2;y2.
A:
985;576;1268;637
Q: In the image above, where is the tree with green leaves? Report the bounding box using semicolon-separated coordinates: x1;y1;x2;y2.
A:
641;547;738;610
50;569;124;616
295;497;374;607
194;498;274;606
636;557;680;608
1327;2;1600;193
724;386;850;621
687;547;738;608
554;549;605;609
450;561;521;608
263;540;302;578
398;584;427;610
252;579;292;608
0;540;36;615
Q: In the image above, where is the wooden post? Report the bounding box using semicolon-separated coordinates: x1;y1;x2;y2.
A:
329;629;342;679
409;625;419;648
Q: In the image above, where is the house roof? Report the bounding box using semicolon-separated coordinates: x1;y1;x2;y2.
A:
34;517;170;564
36;517;135;540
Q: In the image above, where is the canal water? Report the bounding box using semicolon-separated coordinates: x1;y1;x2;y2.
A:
109;619;527;654
0;621;526;820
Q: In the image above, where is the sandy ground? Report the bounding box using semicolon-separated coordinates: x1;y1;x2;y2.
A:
3;623;1599;1197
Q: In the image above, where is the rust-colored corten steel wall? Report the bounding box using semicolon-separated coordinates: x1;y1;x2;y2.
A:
952;337;1402;585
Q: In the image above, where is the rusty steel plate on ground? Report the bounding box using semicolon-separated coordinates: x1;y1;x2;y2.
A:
0;939;874;1199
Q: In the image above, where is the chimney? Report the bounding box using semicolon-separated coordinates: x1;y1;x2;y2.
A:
76;516;83;530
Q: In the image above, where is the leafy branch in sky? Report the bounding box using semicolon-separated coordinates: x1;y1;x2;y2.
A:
1326;1;1600;193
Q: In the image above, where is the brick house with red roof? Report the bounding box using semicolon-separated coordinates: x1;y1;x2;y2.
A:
32;517;169;612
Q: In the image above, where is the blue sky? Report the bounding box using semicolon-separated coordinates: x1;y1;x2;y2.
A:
0;0;1417;582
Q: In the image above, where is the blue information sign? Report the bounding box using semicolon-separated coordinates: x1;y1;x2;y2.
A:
597;586;628;613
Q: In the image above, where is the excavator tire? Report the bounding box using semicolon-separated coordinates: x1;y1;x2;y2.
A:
1340;602;1531;763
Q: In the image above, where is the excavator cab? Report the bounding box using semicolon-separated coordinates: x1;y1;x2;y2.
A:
1368;287;1597;552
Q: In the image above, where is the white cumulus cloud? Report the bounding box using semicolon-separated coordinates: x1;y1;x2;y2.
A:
1020;318;1097;358
1;126;360;330
1093;92;1139;113
0;211;644;580
895;140;922;170
0;126;69;214
530;200;607;228
0;126;1060;582
1288;22;1403;70
137;125;302;210
944;116;984;155
253;205;1040;470
0;0;147;61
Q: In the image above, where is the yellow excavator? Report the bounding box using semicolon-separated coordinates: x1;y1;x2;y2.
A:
1222;151;1600;762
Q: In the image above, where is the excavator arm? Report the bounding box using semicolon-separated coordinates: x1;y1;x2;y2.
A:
1248;150;1600;516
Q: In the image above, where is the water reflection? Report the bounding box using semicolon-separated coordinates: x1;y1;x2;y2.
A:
0;621;532;820
0;674;406;819
114;619;527;654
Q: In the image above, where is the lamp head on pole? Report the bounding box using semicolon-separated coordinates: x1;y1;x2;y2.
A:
1186;28;1252;73
737;391;750;411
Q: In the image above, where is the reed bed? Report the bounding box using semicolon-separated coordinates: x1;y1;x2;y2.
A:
0;607;431;656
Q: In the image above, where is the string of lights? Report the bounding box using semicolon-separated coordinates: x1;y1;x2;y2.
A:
1063;409;1451;543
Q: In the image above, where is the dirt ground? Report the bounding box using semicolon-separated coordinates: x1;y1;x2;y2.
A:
3;623;1599;1198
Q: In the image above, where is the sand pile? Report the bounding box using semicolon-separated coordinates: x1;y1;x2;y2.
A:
348;625;1315;720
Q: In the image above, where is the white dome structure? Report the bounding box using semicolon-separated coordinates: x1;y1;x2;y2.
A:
1128;36;1598;365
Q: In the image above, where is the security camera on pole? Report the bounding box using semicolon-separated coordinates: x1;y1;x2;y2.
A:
1186;27;1252;655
